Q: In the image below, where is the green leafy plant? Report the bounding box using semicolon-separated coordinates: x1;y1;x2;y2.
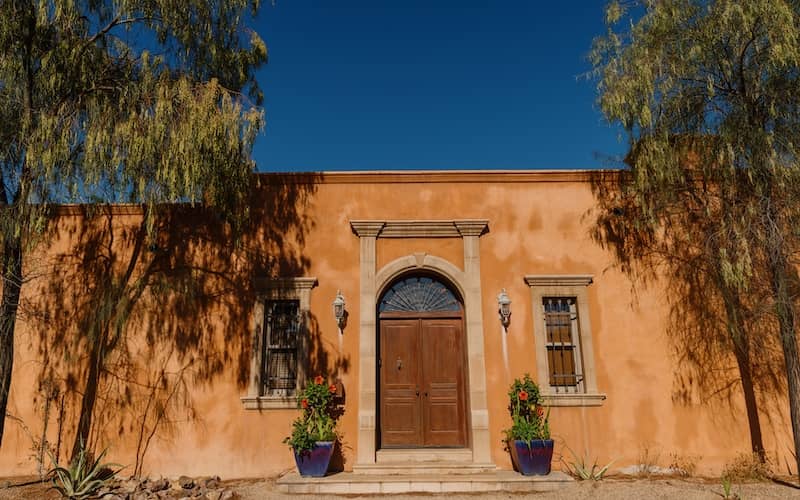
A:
502;374;550;443
562;446;614;480
47;442;121;499
720;475;740;500
283;375;339;454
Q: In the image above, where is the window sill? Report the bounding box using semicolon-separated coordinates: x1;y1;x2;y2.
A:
240;395;298;410
541;392;606;407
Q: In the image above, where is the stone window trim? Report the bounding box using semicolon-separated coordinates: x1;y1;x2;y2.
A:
241;277;317;410
524;275;606;407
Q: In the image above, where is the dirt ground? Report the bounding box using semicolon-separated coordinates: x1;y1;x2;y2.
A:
2;475;800;499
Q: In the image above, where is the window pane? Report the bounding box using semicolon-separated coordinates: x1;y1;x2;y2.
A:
544;297;575;344
263;300;300;394
267;349;297;392
547;346;578;387
544;297;580;388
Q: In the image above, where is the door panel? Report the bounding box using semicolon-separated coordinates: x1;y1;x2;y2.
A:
421;319;466;447
380;320;422;447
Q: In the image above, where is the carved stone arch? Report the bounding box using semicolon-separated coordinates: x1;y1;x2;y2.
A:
375;254;467;301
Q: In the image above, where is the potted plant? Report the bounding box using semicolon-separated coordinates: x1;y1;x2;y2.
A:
503;374;553;475
284;375;339;477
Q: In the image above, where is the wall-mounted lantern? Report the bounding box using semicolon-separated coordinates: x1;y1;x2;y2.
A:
497;288;511;328
333;290;346;330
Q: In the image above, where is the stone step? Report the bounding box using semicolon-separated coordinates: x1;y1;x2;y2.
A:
276;470;574;494
352;461;496;475
375;448;473;463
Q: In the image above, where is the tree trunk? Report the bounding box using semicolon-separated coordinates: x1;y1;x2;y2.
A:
0;234;23;448
717;252;766;462
731;336;766;461
770;257;800;479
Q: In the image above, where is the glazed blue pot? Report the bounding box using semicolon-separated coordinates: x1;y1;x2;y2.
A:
509;439;554;475
293;441;335;477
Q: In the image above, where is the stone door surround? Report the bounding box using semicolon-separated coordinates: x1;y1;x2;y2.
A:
350;219;493;468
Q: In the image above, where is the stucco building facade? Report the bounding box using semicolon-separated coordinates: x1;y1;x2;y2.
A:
0;170;793;477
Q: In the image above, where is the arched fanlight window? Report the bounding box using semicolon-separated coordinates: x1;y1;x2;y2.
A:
379;276;460;313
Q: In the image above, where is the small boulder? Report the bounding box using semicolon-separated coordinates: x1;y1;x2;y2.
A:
149;477;170;492
121;479;140;493
178;476;194;489
219;489;238;500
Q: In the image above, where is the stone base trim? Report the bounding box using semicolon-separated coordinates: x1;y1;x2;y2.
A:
276;471;573;494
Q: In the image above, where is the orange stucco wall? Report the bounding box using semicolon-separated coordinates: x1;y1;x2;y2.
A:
0;170;793;478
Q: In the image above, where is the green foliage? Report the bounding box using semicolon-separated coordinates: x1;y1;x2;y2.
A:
591;0;800;475
502;374;550;443
47;443;121;499
0;0;267;240
0;0;267;449
720;475;739;499
284;376;339;454
562;446;614;481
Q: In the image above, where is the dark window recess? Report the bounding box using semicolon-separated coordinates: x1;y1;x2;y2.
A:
543;297;584;392
263;300;300;395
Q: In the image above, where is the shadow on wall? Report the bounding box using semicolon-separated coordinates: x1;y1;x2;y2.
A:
589;169;787;461
16;173;349;476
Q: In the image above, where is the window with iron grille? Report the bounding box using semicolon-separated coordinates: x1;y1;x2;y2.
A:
543;297;584;393
262;300;300;396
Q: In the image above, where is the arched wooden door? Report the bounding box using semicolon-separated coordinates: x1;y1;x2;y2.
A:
378;275;468;448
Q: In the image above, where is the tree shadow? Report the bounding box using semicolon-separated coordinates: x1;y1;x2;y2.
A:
20;173;343;473
589;167;786;458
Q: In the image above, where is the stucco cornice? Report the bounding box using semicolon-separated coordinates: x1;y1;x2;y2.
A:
524;275;594;287
260;169;618;185
350;219;489;238
254;276;318;291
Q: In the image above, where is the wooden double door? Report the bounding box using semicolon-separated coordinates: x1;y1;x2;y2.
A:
379;316;468;448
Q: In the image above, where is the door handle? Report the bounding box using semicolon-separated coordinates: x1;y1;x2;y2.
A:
415;385;419;396
396;357;402;370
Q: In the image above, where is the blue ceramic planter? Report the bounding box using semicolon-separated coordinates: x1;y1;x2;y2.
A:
293;441;335;477
509;439;554;475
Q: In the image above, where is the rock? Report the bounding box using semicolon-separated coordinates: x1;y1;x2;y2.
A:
101;495;125;500
149;478;170;492
219;490;238;500
178;476;194;489
206;491;222;500
199;476;221;489
121;479;140;493
0;481;10;489
132;492;148;500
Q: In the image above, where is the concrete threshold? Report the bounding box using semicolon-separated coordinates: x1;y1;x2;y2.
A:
275;470;574;494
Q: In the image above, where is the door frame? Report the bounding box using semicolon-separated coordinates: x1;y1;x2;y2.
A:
377;302;469;450
350;219;494;468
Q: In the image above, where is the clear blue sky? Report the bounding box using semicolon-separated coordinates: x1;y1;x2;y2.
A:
252;0;626;172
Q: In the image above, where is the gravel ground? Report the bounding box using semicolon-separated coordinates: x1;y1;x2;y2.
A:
2;475;800;499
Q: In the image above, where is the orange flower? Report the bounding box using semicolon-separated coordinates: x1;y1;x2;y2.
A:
301;399;309;409
314;375;324;385
536;405;544;417
329;384;337;394
518;390;528;401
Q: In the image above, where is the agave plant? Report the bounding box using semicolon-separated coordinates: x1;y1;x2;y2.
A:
562;445;614;481
47;442;121;499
